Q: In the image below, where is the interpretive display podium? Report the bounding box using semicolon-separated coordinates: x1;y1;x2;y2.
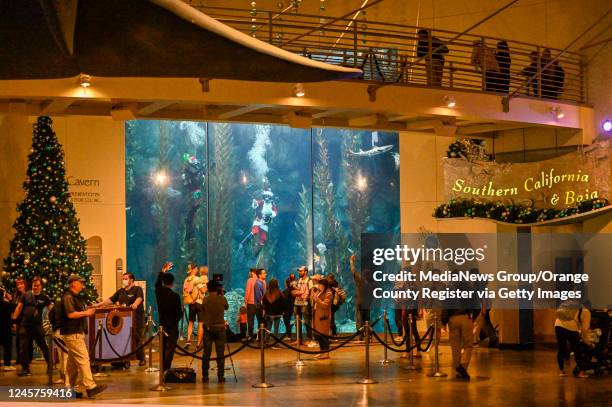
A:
86;307;134;360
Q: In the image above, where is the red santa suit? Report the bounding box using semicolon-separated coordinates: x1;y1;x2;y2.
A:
251;195;277;246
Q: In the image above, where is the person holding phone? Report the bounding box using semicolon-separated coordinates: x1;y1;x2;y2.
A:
312;278;333;359
155;262;182;371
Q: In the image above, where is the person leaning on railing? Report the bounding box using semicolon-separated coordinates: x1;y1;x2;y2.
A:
541;48;565;100
521;51;540;97
495;41;511;94
416;29;448;87
471;40;501;92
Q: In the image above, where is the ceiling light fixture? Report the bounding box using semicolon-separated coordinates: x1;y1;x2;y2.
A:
293;83;305;97
602;119;612;132
78;74;91;88
443;95;456;108
551;106;564;120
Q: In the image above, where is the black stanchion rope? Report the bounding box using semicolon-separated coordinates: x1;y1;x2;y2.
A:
51;335;69;354
384;317;408;347
267;328;364;355
90;334;158;363
173;335;257;361
371;325;435;353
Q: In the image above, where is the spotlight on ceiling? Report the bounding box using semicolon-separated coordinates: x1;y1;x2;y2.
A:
602;119;612;132
78;74;91;88
293;83;305;97
443;95;456;108
551;106;564;120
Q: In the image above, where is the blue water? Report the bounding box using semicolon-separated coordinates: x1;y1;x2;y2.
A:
126;121;399;331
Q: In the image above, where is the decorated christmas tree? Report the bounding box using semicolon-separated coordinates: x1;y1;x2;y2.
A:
2;116;98;302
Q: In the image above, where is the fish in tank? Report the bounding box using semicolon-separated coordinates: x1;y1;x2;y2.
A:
125;121;400;334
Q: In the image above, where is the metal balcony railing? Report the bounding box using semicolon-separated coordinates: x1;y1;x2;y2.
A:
195;5;585;104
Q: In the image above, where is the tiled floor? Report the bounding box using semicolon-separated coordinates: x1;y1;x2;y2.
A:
1;341;610;406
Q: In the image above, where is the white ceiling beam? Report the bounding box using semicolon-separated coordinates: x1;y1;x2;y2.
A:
284;112;312;129
40;98;75;114
405;119;439;131
312;109;349;119
137;101;175;116
218;104;270;120
110;103;139;121
348;114;379;127
457;123;529;134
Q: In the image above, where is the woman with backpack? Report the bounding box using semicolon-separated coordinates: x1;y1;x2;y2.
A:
263;278;285;346
554;299;592;378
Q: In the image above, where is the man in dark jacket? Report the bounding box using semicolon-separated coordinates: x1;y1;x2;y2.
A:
155;262;182;372
282;274;295;339
200;280;229;383
0;287;15;370
417;29;449;87
521;51;539;96
12;276;51;376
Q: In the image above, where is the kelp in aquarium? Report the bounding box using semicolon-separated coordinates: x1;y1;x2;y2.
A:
209;123;236;287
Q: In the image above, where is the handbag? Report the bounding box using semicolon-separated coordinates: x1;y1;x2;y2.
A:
164;367;196;383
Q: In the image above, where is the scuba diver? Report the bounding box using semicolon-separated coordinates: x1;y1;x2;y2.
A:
239;187;278;257
182;153;206;240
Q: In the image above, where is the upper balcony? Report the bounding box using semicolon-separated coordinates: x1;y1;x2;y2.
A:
0;2;593;140
197;5;585;105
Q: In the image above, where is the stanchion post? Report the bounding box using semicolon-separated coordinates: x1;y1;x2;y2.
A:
252;324;274;388
145;309;159;373
47;333;53;385
294;314;304;367
93;320;108;377
150;326;170;391
404;313;418;371
357;321;378;384
378;310;393;365
427;313;447;378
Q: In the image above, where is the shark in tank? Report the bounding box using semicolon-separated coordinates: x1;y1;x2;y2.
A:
349;144;394;157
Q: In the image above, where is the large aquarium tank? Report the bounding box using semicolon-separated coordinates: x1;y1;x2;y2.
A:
126;121;400;332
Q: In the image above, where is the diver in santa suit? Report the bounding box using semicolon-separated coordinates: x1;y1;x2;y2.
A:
240;189;278;256
182;153;206;240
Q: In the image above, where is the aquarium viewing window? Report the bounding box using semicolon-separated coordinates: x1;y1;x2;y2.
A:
126;121;399;331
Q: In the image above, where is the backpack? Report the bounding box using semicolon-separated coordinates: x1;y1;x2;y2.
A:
556;300;581;322
49;298;64;331
182;277;200;305
333;287;346;307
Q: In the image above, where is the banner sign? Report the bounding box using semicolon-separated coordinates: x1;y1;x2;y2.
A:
443;140;611;208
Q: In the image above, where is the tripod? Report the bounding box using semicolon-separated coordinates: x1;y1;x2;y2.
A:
226;342;237;383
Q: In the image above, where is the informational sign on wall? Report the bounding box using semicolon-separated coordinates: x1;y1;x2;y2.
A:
67;176;102;203
443;140;611;208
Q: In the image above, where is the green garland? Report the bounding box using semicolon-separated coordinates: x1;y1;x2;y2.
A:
433;198;609;224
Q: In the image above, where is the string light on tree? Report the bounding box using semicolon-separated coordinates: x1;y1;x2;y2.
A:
250;1;257;37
